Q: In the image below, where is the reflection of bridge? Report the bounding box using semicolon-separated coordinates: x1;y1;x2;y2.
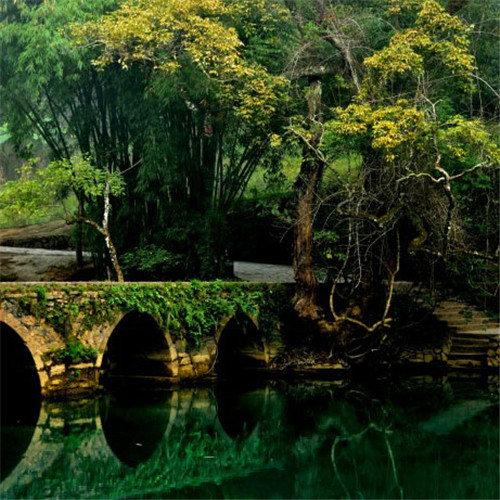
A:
0;385;281;499
0;282;286;397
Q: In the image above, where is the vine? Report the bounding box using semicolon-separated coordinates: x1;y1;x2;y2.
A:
1;282;289;345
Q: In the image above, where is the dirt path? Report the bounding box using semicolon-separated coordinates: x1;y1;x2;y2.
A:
0;246;93;282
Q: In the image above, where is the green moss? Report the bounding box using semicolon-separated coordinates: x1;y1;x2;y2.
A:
2;281;290;346
47;340;99;365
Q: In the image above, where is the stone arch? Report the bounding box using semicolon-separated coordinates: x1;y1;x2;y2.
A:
0;319;45;482
215;313;260;342
214;312;269;377
99;311;178;385
0;310;63;382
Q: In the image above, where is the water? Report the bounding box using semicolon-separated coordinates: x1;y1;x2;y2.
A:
1;377;498;499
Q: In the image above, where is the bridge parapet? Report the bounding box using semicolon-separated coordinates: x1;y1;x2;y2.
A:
0;282;287;397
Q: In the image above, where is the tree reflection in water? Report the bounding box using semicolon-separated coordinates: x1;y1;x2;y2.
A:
330;390;403;500
0;377;498;499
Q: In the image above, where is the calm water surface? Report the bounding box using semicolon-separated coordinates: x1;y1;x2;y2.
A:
1;377;498;499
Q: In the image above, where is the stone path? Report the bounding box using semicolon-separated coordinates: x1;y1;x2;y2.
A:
0;246;90;257
0;246;91;282
233;261;295;283
434;300;499;369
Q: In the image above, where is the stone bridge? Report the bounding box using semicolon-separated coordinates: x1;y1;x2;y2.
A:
0;282;287;397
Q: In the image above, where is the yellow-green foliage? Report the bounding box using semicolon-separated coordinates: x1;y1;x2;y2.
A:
73;0;287;128
363;0;475;90
328;0;498;168
438;116;500;165
331;101;429;161
0;156;124;227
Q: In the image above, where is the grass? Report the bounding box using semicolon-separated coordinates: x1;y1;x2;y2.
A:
245;153;362;196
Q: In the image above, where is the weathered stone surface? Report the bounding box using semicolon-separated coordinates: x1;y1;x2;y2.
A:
178;365;195;377
39;371;49;388
165;361;179;377
50;418;64;428
50;364;65;376
192;354;210;365
69;363;95;370
179;357;191;366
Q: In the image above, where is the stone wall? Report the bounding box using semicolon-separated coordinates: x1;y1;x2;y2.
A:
0;282;286;398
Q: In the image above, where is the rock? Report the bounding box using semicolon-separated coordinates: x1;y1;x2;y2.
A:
192;354;210;365
178;365;194;377
424;353;434;363
50;364;65;376
70;363;94;370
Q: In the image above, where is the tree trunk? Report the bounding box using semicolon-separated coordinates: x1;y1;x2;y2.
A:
102;178;124;282
75;193;84;268
293;77;324;320
104;229;124;282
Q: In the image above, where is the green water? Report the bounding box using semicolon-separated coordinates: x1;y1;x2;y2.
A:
1;377;498;499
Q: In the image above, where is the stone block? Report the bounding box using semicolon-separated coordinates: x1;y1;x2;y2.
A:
50;418;64;428
424;353;434;363
165;361;179;377
179;357;191;366
38;371;49;388
23;316;37;327
70;363;94;370
178;365;195;378
50;364;66;376
194;363;211;376
192;354;210;365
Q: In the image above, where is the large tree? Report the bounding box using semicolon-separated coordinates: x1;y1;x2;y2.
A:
0;0;142;274
321;0;499;351
280;0;388;320
72;0;288;277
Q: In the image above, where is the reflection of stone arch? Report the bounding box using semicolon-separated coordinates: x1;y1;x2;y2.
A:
100;390;178;467
214;385;271;442
0;407;55;494
99;311;178;381
215;313;269;375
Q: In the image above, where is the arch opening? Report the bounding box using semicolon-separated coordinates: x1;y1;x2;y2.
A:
100;391;173;467
215;382;268;441
101;312;173;387
215;314;266;378
1;322;41;482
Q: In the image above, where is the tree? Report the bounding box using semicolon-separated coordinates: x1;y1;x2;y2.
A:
280;0;389;320
73;0;288;277
322;0;499;348
1;0;143;268
0;156;126;281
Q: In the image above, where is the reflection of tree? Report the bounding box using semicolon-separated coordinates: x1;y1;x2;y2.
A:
331;391;403;500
